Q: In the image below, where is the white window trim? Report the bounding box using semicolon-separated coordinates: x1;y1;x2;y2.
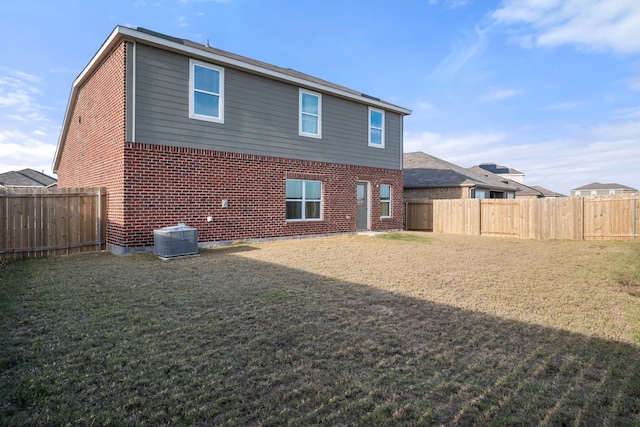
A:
368;107;385;148
380;184;391;218
286;179;323;222
299;89;322;139
189;58;224;123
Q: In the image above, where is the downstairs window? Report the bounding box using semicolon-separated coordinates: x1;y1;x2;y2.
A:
286;179;322;220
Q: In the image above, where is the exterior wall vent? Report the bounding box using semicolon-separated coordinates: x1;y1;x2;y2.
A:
153;223;198;258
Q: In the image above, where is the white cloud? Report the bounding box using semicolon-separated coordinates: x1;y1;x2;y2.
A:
432;27;487;79
492;0;640;54
404;130;508;162
428;0;469;7
612;107;640;120
9;70;41;84
541;101;584;110
0;70;58;174
0;88;32;109
625;74;640;91
48;67;71;75
431;26;487;80
415;101;435;110
404;118;640;194
0;130;57;173
177;0;229;3
0;73;46;115
591;120;640;140
477;88;523;103
445;0;469;7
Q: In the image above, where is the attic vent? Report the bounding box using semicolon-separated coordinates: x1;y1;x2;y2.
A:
153;224;198;258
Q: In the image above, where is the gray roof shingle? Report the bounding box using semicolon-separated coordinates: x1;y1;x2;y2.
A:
571;182;638;192
403;152;514;191
0;169;57;187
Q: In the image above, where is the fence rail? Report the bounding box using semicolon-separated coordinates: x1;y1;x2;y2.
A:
406;196;639;240
0;187;106;259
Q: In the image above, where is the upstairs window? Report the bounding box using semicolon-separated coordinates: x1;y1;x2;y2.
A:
368;107;385;148
189;59;224;123
299;89;322;138
286;179;322;220
380;184;391;218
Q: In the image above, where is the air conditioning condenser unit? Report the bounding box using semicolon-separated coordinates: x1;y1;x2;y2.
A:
153;224;198;258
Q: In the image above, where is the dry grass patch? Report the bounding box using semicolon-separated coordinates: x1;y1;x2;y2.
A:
240;233;640;344
1;232;640;425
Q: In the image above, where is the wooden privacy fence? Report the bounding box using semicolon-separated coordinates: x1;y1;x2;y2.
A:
0;187;106;259
406;196;639;240
405;200;434;231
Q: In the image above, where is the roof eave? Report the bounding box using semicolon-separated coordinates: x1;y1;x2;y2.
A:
126;26;412;114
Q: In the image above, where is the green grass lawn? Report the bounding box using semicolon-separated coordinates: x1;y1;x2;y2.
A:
1;233;640;426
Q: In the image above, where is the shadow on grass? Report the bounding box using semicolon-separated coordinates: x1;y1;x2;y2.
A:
1;247;639;426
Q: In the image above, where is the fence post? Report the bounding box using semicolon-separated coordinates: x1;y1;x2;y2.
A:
581;197;585;241
478;199;482;236
634;194;637;241
404;201;408;231
97;188;102;250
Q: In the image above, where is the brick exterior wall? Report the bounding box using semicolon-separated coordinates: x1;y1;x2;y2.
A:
404;187;469;200
118;143;404;251
56;41;127;244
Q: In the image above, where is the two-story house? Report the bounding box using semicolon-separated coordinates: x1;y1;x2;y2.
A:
52;27;411;254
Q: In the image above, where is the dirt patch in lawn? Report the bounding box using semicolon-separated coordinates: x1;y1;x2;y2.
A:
1;232;639;425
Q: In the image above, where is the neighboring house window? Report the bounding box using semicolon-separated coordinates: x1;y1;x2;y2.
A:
380;184;391;217
472;189;486;199
299;89;321;138
286;179;322;220
368;107;385;148
189;59;224;123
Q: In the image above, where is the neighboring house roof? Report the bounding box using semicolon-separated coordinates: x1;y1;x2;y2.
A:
571;182;638;192
467;165;540;197
476;163;523;176
54;26;411;172
529;186;566;197
0;168;57;188
403;152;564;198
403;152;514;192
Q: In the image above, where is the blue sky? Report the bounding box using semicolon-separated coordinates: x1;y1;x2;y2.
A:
1;0;639;195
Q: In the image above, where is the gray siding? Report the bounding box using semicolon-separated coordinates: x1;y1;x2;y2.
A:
133;43;402;169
